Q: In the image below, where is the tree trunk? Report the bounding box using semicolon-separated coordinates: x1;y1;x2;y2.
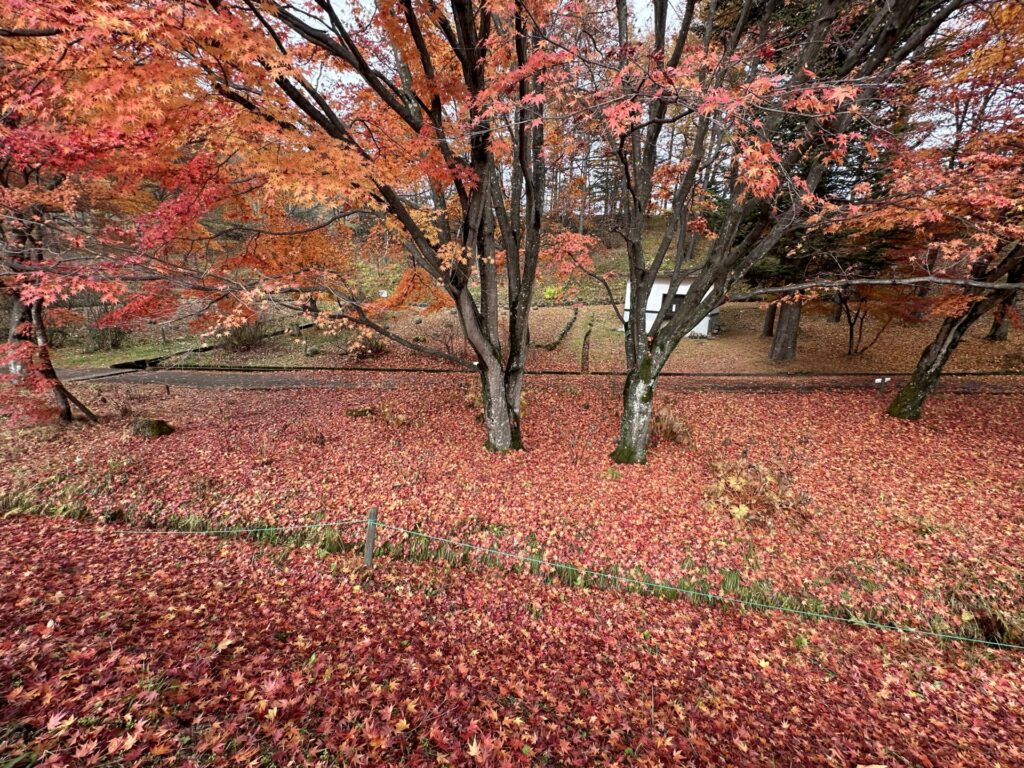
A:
761;302;777;337
7;297;77;421
580;316;593;373
479;364;522;452
985;302;1012;341
610;355;655;464
828;292;843;323
30;300;72;421
984;260;1022;341
7;296;32;375
887;306;983;420
768;300;801;362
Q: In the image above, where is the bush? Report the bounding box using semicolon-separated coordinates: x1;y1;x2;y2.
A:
651;405;693;447
79;305;130;352
84;326;130;352
704;453;811;528
349;330;386;359
222;319;266;352
41;308;84;349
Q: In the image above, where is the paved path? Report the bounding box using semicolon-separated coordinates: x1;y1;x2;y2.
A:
56;366;1024;394
60;367;397;389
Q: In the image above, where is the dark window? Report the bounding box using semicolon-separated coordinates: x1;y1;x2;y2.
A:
660;291;684;319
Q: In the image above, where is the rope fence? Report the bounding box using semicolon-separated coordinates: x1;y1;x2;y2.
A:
85;507;1024;652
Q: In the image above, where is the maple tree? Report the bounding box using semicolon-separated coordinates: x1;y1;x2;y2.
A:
102;0;577;452
867;2;1024;419
0;0;245;421
0;3;360;421
0;5;112;421
720;1;1024;417
540;0;978;462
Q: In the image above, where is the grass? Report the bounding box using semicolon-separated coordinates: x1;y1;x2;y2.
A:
197;327;354;367
7;481;1018;650
52;338;198;368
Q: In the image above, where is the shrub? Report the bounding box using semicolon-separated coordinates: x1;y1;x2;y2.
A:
85;326;130;352
349;329;387;359
79;304;130;351
434;316;467;358
222;318;266;352
41;307;83;348
705;453;811;528
651;405;693;447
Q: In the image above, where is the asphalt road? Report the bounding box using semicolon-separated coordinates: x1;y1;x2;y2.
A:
56;366;1024;394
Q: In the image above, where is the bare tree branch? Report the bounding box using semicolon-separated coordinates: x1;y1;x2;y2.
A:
729;275;1024;301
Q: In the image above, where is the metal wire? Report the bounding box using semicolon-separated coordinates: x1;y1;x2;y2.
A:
63;513;1024;651
372;521;1024;652
104;518;369;536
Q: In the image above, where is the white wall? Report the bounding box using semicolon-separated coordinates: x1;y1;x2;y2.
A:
623;278;719;336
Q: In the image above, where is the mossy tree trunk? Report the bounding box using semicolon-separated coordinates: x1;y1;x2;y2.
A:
610;353;656;464
887;303;988;420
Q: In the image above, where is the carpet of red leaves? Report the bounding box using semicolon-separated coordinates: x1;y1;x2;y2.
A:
3;375;1023;630
2;376;1024;764
2;515;1023;766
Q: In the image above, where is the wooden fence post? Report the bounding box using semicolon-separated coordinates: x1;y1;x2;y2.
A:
363;506;379;567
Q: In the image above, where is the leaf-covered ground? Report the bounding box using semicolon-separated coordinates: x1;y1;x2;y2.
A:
2;515;1023;767
3;376;1024;641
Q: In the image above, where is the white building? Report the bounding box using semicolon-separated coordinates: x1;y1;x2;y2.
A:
623;276;721;337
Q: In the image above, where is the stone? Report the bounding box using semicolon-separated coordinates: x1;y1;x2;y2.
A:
132;418;174;437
